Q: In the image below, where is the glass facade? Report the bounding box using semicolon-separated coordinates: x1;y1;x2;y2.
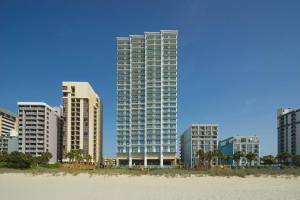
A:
117;30;177;167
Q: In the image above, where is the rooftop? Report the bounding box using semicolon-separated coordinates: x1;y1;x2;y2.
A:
17;102;54;109
0;107;17;118
117;30;178;39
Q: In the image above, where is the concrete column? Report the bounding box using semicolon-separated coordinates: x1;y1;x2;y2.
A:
129;157;132;167
144;155;147;167
160;154;163;168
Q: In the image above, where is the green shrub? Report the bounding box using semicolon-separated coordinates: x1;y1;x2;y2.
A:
7;151;34;169
36;152;53;166
45;163;61;169
0;152;9;162
292;155;300;167
0;162;8;168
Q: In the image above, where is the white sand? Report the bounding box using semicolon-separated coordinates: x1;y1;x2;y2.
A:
0;174;299;200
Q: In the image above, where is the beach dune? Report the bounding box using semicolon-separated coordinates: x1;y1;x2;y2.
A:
0;174;299;200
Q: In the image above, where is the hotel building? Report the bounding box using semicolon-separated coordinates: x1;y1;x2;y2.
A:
180;124;218;168
62;82;103;163
0;131;18;153
117;30;178;167
55;106;64;162
18;102;62;163
219;136;260;166
277;108;300;155
0;107;18;136
103;157;117;167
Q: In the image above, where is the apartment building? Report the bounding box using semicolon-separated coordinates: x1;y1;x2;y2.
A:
103;157;117;167
277;108;300;155
219;136;260;166
117;30;178;167
0;130;18;153
180;124;218;168
18;102;62;163
55;106;64;162
0;107;18;136
62;82;103;164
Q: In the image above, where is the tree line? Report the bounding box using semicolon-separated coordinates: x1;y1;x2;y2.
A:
196;150;258;167
196;150;300;168
0;149;95;169
0;151;52;169
261;152;300;166
64;149;93;164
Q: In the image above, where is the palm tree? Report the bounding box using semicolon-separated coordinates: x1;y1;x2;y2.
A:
277;152;290;165
261;155;275;165
205;151;214;167
84;154;92;164
197;149;206;167
214;150;224;165
245;152;257;167
106;158;114;167
233;151;244;166
74;149;84;163
292;155;300;167
36;152;53;166
65;150;75;163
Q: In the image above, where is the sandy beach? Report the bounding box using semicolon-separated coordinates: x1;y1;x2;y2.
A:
0;174;299;200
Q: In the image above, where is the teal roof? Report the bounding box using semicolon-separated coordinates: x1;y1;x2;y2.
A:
0;107;18;118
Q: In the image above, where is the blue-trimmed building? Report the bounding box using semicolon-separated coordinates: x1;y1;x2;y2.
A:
116;30;178;167
219;136;260;166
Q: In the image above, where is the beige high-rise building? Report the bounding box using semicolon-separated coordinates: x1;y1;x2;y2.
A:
0;107;18;136
62;82;103;164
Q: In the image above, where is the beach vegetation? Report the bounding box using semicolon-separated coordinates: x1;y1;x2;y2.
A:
36;152;52;166
245;152;257;166
261;155;276;165
277;152;291;165
292;155;300;167
232;151;244;166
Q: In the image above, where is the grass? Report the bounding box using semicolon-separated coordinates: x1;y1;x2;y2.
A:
0;166;300;178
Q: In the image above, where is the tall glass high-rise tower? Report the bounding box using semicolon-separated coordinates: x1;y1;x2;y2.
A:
117;30;178;167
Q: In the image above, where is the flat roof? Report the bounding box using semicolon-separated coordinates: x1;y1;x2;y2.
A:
220;135;259;142
180;123;219;137
129;35;144;37
116;37;129;40
17;102;53;109
117;30;178;39
191;123;219;126
0;107;18;118
62;81;101;101
278;108;300;116
62;81;90;85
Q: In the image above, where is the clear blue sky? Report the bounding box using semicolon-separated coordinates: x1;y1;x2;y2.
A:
1;0;300;156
